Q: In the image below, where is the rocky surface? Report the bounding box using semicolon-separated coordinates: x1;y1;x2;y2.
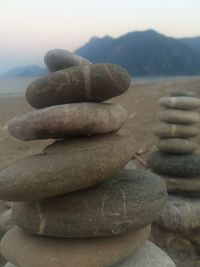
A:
26;64;131;108
0;226;150;267
12;169;167;238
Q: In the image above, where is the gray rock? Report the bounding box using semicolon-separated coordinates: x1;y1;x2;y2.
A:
12;169;167;238
116;241;176;267
156;195;200;231
163;175;200;197
147;151;200;177
0;226;150;267
153;123;199;138
0;135;136;201
26;64;131;109
4;263;17;267
8;103;127;141
158;110;200;125
159;96;200;110
44;49;91;72
0;209;14;233
156;138;198;154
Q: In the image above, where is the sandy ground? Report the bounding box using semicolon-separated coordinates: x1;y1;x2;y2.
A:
0;76;200;169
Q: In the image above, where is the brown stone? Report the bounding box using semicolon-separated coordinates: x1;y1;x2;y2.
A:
0;135;136;201
0;226;150;267
26;64;131;108
8;103;127;141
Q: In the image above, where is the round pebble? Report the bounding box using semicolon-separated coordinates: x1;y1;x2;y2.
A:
44;49;91;72
0;135;136;201
12;169;167;238
158;109;200;125
0;226;150;267
8;103;127;141
153;123;199;138
159;96;200;110
147;151;200;177
26;64;131;109
156;138;198;154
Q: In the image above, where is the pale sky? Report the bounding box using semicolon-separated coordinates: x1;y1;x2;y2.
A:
0;0;200;74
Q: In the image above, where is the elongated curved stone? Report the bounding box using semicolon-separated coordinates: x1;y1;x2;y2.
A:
156;195;200;231
153;123;199;138
44;49;91;72
158;110;200;125
8;103;127;141
0;226;150;267
12;169;167;238
147;151;200;177
0;135;136;201
116;241;176;267
26;64;131;108
156;138;198;154
159;96;200;110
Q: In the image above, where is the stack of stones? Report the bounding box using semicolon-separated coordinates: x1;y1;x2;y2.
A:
148;92;200;266
0;49;171;267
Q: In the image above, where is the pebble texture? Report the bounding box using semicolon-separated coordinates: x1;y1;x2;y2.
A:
156;195;200;231
8;103;127;141
158;110;200;125
0;135;136;201
153;123;199;138
26;64;131;108
0;226;150;267
116;241;176;267
159;96;200;110
44;49;91;72
147;151;200;177
12;169;167;238
156;138;198;154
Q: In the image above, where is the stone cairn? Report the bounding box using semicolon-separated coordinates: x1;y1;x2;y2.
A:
0;49;172;267
148;92;200;266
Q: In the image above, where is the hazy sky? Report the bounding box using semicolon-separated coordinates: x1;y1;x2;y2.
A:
0;0;200;74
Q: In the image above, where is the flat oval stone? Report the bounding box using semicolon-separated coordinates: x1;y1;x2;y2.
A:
156;138;198;154
44;49;91;72
12;169;167;238
8;103;127;141
116;241;176;267
147;151;200;177
159;96;200;110
4;263;16;267
26;64;131;108
158;110;200;125
0;226;150;267
153;123;199;138
0;135;136;201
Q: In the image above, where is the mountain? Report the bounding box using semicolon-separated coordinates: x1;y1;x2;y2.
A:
1;65;47;78
75;30;200;76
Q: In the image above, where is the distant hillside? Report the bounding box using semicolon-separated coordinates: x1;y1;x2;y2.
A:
1;65;47;78
75;30;200;76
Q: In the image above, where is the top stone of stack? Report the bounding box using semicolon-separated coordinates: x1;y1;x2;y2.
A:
25;49;131;109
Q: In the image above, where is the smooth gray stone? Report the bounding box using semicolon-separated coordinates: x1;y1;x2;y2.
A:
0;209;15;233
147;151;200;177
0;135;136;201
44;49;91;72
26;64;131;109
0;226;150;267
163;175;200;197
158;109;200;125
153;123;199;138
4;263;17;267
156;138;198;154
156;195;200;231
12;170;167;238
159;96;200;110
8;103;127;141
115;241;176;267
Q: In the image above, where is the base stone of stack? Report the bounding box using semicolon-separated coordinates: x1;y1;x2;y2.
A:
0;226;150;267
115;241;176;267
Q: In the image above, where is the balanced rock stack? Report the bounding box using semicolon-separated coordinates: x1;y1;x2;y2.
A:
0;49;169;267
148;92;200;266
